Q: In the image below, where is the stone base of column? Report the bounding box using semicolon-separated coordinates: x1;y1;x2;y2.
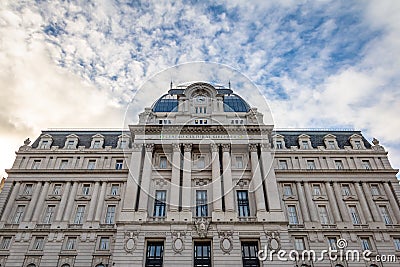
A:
19;221;36;229
212;211;237;222
257;211;285;222
167;211;192;222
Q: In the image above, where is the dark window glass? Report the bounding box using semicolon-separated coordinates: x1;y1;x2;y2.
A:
146;241;164;267
242;241;260;267
153;191;166;217
194;241;212;267
196;190;208;217
237;190;250;217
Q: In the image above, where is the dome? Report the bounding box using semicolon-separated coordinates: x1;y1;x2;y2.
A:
223;94;251;112
152;94;178;112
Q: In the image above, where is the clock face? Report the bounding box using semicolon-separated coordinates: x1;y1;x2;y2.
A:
195;96;206;103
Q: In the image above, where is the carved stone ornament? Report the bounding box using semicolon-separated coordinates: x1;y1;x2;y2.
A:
249;143;258;152
183;143;192;152
265;231;281;251
194;178;210;187
155;178;167;188
124;231;138;253
236;179;248;188
218;231;233;254
221;143;230;152
210;143;219;152
24;138;31;146
172;143;181;152
372;138;380;146
194;217;210;238
171;231;186;254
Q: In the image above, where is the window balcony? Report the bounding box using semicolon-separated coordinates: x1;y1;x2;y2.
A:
238;216;257;222
148;216;166;222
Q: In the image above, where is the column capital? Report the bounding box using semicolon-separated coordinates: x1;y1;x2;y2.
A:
210;143;219;152
132;143;143;152
249;143;258;152
144;143;154;152
172;143;181;152
221;144;230;152
183;143;192;152
260;142;271;151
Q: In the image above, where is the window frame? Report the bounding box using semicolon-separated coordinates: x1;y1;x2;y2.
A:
237;190;250;217
0;236;12;250
146;240;164;267
287;205;299;225
153;190;166;217
241;241;260;267
105;205;116;224
196;190;208;217
74;205;85;224
194;241;212;267
13;205;25;224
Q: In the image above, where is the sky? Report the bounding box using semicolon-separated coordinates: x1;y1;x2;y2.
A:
0;0;399;178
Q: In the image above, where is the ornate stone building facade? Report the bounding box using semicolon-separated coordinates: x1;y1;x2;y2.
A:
0;82;399;266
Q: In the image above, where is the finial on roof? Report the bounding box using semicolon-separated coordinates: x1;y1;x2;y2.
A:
228;80;231;89
24;138;31;146
372;138;380;146
170;81;173;90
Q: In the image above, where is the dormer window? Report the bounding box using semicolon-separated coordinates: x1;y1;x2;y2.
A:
273;134;286;149
298;134;312;149
38;134;53;149
276;141;283;149
90;134;105;149
40;140;49;149
117;134;130;149
93;141;101;149
355;141;362;149
349;134;366;150
302;141;309;149
323;134;338;150
64;134;78;149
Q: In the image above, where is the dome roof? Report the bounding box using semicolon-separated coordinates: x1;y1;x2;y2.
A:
152;94;178;112
223;94;250;112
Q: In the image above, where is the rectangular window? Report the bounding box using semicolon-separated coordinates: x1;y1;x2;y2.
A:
283;184;293;196
379;206;393;225
241;241;260;267
287;205;299;225
362;160;371;170
43;205;56;224
32;159;41;169
0;237;11;250
197;155;205;169
105;205;116;224
13;205;25;224
115;159;123;170
159;156;167;169
342;184;351;196
32;237;45;250
146;241;164;267
194;242;211;267
66;140;75;149
111;184;119;195
318;205;330;224
196;190;208;217
236;156;244;169
275;140;283;149
371;184;380;196
93;140;101;148
82;184;90;195
53;184;62;195
99;237;110;250
74;205;85;224
65;237;77;250
328;237;337;250
307;160;316;170
153;190;166;217
279;160;288;170
302;141;309;149
360;237;371;251
349;205;361;225
87;160;96;170
335;160;344;170
40;140;48;149
237;190;250;217
394;238;400;251
60;159;68;169
312;184;322;195
294;237;305;251
23;184;33;195
119;140;128;149
328;140;335;149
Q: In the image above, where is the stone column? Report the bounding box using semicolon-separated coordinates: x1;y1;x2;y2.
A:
63;182;78;222
325;182;342;223
304;182;318;222
87;182;100;221
222;144;234;212
383;182;400;224
361;182;381;222
296;182;310;222
55;182;71;221
1;182;20;222
260;143;282;211
332;182;350;222
211;144;222;212
122;144;143;211
181;144;192;212
249;144;266;212
169;143;181;212
95;182;107;222
354;182;373;223
23;182;42;222
138;143;154;212
32;182;50;222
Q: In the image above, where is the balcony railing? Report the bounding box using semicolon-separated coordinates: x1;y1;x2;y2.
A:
238;216;257;222
148;216;166;222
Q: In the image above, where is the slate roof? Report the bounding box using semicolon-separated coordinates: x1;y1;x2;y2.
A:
31;130;371;149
